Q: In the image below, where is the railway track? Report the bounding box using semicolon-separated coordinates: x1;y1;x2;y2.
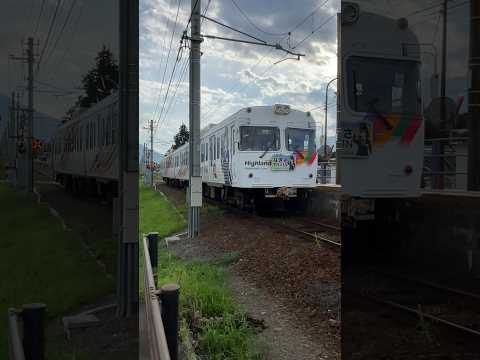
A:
202;195;341;247
349;268;480;338
271;218;341;248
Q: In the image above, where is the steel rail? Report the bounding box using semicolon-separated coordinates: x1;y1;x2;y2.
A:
8;308;25;360
361;291;480;338
367;268;480;301
143;236;171;360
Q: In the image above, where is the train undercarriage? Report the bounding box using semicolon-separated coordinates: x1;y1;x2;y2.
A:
55;173;118;201
162;177;311;213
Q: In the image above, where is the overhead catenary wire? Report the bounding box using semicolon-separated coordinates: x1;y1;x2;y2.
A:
151;0;183;128
229;0;290;37
291;13;336;50
202;0;332;119
36;0;62;74
43;0;77;68
34;0;47;38
154;0;211;134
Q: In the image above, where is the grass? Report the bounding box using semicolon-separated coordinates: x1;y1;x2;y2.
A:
139;185;261;360
0;182;113;358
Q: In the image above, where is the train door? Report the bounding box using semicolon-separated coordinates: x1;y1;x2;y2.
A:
230;125;235;179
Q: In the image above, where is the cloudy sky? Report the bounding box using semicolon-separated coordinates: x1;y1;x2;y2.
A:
140;0;340;154
0;0;118;134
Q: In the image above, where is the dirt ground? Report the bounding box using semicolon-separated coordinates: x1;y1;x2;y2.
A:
157;183;341;359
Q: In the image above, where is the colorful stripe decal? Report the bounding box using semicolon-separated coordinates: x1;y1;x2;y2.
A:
368;112;421;146
294;150;317;165
400;116;422;144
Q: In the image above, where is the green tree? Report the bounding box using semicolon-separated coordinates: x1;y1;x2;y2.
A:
64;45;119;119
172;124;189;150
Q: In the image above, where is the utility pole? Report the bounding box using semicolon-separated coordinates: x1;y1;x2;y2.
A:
435;0;448;189
27;37;34;193
117;0;139;318
468;0;480;190
9;92;16;184
188;0;202;238
10;38;35;193
150;119;154;187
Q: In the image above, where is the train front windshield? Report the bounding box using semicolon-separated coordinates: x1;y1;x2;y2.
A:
347;56;421;115
285;128;315;153
239;126;280;151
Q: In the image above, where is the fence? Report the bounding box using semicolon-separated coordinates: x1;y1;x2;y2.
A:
8;303;46;360
8;309;25;360
143;233;180;360
317;161;337;184
423;137;469;190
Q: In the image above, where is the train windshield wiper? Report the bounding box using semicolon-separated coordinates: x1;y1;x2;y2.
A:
366;97;393;130
259;142;272;158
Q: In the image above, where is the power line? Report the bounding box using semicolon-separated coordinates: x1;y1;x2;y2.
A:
151;0;183;126
156;54;190;132
154;45;185;133
154;0;212;133
34;0;46;38
229;0;289;37
157;0;210;131
43;0;77;68
36;0;62;74
291;13;336;50
52;2;83;78
201;1;331;117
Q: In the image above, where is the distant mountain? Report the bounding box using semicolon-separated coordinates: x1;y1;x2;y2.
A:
0;93;61;142
138;144;164;163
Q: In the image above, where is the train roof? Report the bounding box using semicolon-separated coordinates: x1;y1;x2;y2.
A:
56;92;119;131
165;105;314;156
342;5;420;61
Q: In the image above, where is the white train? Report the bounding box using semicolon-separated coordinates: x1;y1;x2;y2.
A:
338;3;424;223
51;93;119;196
338;3;424;198
160;104;318;208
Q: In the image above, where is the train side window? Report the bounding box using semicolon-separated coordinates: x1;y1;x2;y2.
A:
201;143;204;162
217;137;220;159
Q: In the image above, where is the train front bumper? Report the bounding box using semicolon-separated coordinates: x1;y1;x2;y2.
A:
264;187;298;199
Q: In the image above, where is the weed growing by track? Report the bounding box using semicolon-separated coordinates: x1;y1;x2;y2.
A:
0;182;113;358
139;185;261;360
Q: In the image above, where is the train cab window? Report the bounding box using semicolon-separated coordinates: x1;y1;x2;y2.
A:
347;56;421;115
239;126;280;151
285;128;315;153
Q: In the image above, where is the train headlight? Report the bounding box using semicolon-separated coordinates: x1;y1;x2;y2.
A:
342;2;359;25
404;164;413;176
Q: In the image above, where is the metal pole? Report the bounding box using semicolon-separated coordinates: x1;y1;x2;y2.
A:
324;78;337;184
437;0;448;189
147;232;158;268
160;284;180;360
27;37;34;193
150;119;154;187
118;0;139;318
22;303;46;360
188;0;202;238
468;0;480;190
324;77;337;158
